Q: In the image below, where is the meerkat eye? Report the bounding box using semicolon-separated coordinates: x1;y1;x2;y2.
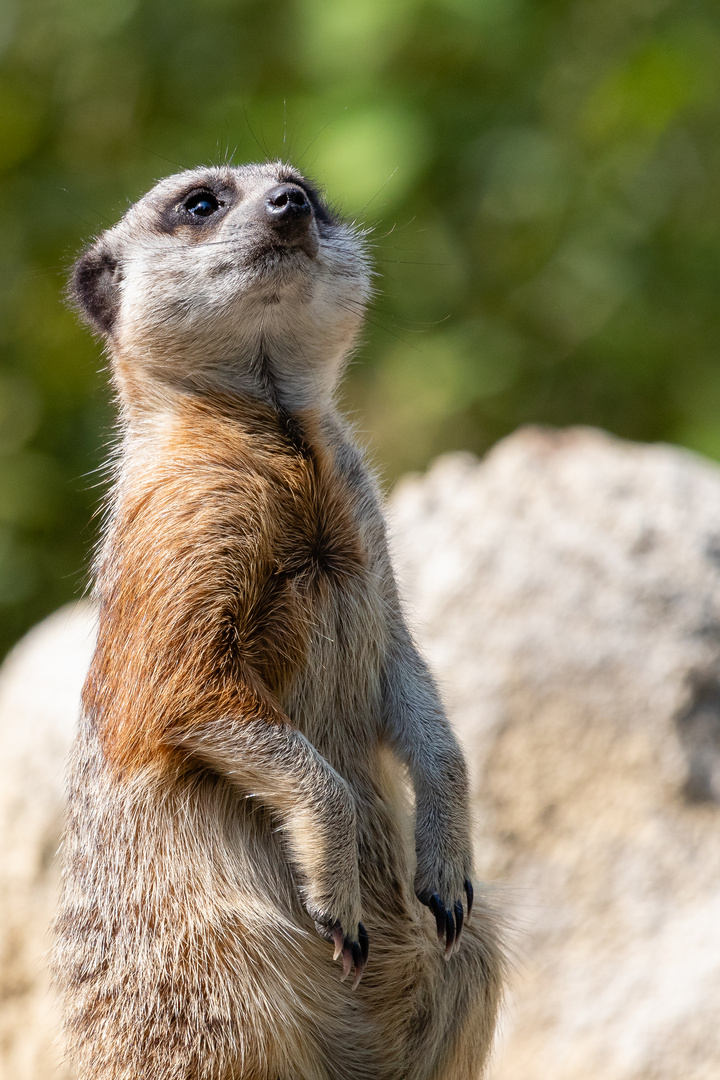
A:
183;192;220;217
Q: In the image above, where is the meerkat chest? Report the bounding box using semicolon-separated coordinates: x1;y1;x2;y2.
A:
267;456;388;749
270;438;373;591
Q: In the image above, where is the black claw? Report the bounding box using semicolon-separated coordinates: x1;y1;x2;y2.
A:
428;893;446;941
331;926;369;989
444;908;456;958
454;900;464;944
464;879;474;921
350;940;365;990
340;943;353;982
358;922;370;965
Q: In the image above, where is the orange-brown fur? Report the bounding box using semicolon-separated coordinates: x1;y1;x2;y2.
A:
53;162;503;1080
85;396;365;772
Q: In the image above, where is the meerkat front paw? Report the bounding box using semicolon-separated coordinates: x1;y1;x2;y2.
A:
416;876;474;959
329;921;370;989
308;908;369;989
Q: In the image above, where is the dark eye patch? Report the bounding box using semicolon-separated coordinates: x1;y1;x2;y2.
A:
154;180;235;235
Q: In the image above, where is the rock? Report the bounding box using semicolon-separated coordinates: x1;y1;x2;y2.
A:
4;425;720;1079
0;603;97;1080
389;426;720;1080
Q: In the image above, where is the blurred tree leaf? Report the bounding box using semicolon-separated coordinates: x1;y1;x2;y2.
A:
2;0;720;657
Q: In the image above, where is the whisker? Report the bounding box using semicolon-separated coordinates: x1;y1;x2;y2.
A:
258;116;271;159
284;104;312;163
374;259;448;267
141;148;191;172
372;216;419;241
296;108;348;167
333;300;426;353
355;168;399;221
242;101;270;162
336;287;448;331
57;190;109;231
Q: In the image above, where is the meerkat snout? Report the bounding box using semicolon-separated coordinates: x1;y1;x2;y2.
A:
264;182;318;257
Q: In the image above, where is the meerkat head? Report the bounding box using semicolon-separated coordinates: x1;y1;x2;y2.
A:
70;162;372;412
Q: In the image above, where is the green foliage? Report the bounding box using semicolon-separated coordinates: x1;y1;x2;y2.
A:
2;0;720;657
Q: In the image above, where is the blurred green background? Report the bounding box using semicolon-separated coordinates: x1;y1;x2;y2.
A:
1;0;720;659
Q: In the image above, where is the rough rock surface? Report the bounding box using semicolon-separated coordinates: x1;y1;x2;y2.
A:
3;425;720;1078
389;426;720;1080
0;603;96;1080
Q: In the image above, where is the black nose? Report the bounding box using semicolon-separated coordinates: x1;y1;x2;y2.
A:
265;183;312;223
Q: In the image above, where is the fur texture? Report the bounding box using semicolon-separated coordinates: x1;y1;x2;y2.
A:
53;162;504;1080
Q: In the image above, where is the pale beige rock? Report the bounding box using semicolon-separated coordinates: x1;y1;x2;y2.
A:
389;426;720;1080
4;426;720;1079
0;603;96;1080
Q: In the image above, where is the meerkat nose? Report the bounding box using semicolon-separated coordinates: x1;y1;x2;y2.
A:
263;183;318;257
265;184;312;224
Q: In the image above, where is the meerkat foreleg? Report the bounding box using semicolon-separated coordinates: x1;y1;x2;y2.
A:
408;728;474;954
382;631;474;957
176;709;369;986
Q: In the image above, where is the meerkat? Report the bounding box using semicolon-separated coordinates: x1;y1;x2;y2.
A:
53;162;503;1080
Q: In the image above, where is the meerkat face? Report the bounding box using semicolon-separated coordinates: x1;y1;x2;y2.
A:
70;163;371;409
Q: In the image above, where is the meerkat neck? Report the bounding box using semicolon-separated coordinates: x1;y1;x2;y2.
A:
111;339;340;435
110;354;341;471
249;338;342;416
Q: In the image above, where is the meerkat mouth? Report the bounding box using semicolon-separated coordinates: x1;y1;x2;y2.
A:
248;239;320;289
262;237;319;261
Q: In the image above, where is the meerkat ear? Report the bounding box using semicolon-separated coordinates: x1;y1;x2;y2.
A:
69;241;122;337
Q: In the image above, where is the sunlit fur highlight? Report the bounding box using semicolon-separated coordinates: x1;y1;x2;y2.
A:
53;162;504;1080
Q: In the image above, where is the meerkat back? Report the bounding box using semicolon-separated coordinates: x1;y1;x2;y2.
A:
53;162;503;1080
